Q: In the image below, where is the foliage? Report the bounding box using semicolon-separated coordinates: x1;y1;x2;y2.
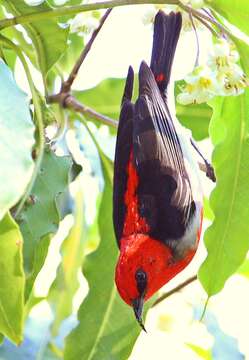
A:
0;213;25;345
0;61;34;221
18;148;72;299
0;0;249;358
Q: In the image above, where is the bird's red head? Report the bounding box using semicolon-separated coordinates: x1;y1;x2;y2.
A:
115;233;196;330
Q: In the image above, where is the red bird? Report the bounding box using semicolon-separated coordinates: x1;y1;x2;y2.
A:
113;11;204;330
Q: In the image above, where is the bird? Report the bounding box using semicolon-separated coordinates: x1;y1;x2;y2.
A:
113;10;205;331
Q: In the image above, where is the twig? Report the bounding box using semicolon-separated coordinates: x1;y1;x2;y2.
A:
203;8;227;38
65;95;118;127
62;9;112;93
189;10;200;68
179;3;230;38
47;9;117;129
192;12;219;37
152;275;198;307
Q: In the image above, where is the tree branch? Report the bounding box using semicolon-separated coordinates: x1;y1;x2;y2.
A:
62;9;112;93
47;9;118;128
0;0;179;30
152;275;198;307
49;94;118;128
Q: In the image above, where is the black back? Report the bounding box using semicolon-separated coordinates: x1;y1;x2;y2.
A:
113;11;195;248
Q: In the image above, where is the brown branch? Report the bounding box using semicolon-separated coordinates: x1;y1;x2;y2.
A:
62;9;112;93
48;93;118;127
152;275;198;307
65;95;118;127
47;9;118;128
47;9;116;128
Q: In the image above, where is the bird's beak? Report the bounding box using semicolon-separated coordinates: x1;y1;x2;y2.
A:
132;296;147;332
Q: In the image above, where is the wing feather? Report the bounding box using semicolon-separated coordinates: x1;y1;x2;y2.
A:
133;62;195;243
113;67;134;245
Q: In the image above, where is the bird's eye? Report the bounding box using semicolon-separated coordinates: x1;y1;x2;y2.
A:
135;269;147;295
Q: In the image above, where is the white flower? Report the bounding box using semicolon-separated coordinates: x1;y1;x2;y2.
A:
208;39;240;72
142;6;157;26
219;64;249;96
83;17;99;35
177;66;218;105
180;0;204;9
206;38;249;96
71;13;99;34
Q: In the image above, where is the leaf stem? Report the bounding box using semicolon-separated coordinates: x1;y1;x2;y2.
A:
0;35;45;218
152;275;198;307
0;0;179;30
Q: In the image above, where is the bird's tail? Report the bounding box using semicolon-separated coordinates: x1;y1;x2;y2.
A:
150;11;182;95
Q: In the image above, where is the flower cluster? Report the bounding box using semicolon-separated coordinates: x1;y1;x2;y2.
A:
177;39;249;104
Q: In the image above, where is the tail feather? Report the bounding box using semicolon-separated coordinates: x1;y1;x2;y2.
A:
150;11;182;94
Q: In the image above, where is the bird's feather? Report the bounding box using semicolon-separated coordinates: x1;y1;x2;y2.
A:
133;62;196;247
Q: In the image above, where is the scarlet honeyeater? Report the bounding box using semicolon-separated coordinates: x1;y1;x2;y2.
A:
113;11;203;330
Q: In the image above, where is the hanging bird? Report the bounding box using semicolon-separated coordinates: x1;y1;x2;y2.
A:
113;10;208;331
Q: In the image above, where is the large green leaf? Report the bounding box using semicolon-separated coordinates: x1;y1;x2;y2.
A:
49;189;85;336
64;148;152;360
198;90;249;296
18;149;72;297
233;38;249;77
209;0;249;37
237;258;249;279
0;61;34;221
0;213;25;344
58;33;84;73
24;234;51;301
74;78;125;122
2;1;69;75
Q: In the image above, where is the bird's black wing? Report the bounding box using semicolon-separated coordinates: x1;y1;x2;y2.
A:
133;62;196;245
113;66;134;246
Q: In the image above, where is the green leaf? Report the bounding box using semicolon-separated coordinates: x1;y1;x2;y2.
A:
74;78;125;122
175;81;212;141
18;149;72;297
233;38;249;77
0;61;34;220
203;197;214;221
58;33;84;73
199;90;249;296
64;147;151;360
209;0;249;37
49;189;85;336
186;343;212;360
25;234;51;301
2;1;69;75
0;213;25;344
237;258;249;279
